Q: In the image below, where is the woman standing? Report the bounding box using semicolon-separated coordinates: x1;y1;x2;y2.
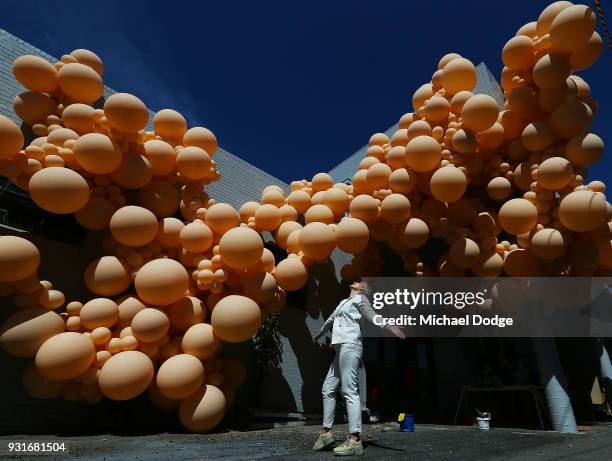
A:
312;280;405;456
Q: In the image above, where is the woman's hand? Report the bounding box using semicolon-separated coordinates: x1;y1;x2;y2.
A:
386;325;406;339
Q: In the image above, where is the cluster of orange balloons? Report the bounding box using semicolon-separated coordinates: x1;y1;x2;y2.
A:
0;1;611;433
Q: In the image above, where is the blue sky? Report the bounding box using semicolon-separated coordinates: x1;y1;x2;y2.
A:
2;0;611;185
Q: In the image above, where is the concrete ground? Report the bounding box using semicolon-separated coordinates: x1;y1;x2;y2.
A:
1;423;612;460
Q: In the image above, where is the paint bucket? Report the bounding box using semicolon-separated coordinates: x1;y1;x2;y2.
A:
398;413;414;432
476;415;491;430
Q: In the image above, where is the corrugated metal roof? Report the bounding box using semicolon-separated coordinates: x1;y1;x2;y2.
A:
0;28;289;210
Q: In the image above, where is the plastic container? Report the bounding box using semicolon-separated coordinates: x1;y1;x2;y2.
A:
398;413;414;432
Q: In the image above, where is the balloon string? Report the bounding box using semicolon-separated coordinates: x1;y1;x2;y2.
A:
594;0;612;50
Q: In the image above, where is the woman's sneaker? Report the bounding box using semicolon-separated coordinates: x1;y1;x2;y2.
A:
333;437;364;456
312;431;334;451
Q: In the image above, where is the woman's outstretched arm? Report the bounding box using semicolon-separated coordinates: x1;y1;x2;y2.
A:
359;295;406;339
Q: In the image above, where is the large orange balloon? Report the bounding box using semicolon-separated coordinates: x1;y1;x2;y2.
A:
274;257;308;291
13;55;58;92
335;217;370;254
441;58;477;95
549;5;596;52
244;272;277;303
299;222;336;260
170;296;205;331
449;238;481;268
558;190;607;232
254;204;282;230
84;256;131;296
98;351;154;400
61;103;95;134
0;236;40;283
0;308;64;358
0;114;24;160
400;218;429;249
565;133;603;167
28;167;90;214
521;121;554;152
219;227;263;269
180;222;214;253
13;92;57;125
110;206;158;247
177;146;212;180
182;323;220;359
58;63;103;103
211;295;261;343
154;109;187;138
530;228;566;260
144;140;176;176
35;332;95;381
498;198;538;235
74;133;122;174
179;385;226;433
157;354;204;399
183;127;217;156
461;94;499;133
135;259;189;306
103;93;149;132
116;295;147;328
156;217;185;247
204;203;240;235
131;308;170;342
80;298;119;330
287;190;311;214
405;136;441;172
110;154;153;189
430;166;467;203
381;194;411;223
550;100;592;139
70;49;104;76
502;36;535;71
137;181;180;218
570;31;603;71
537;157;573;190
533;53;571;90
275;221;303;249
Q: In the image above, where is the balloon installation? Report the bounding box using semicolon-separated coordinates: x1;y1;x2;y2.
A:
0;2;610;433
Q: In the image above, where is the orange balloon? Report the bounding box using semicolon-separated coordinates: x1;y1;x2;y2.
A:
400;218;430;249
449;238;481;268
219;227;263;269
0;114;24;160
335;217;370;254
438;53;462;69
349;194;379;224
274;257;308;291
0;308;64;358
521;121;554;152
305;204;335;224
533;53;571;90
35;332;95;381
423;95;451;123
28;167;90;214
255;204;282;230
182;323;220;359
550;100;592;139
461;94;499;133
570;31;603;71
321;187;350;218
110;154;153;189
406;120;432;140
565;133;603;167
156;217;185;248
240;201;260;222
61;103;95;134
177;146;211;180
499;198;538;235
80;298;119;330
430;166;467;203
0;235;40;283
131;308;169;342
137;181;180;218
487;177;512;201
74;133;122;174
84;256;131;296
183;127;217;156
13;91;57;125
530;228;566;260
405;136;441;172
179;385;226;433
70;49;104;76
299;222;336;260
559;190;607;232
450;91;473;115
58;63;103;103
441;58;477;95
389;168;416;194
412;83;433;112
204;203;240;235
537;1;573;37
98;351;154;400
180;222;213;253
287;190;312;214
110;206;158;247
153;109;187;138
135;259;189;306
549;5;596;52
103;93;149;132
537;157;573;190
22;361;67;399
211;295;261;343
13;55;58;92
157;354;204;399
502;35;535;71
170;296;205;331
275;221;303;250
381;193;411;223
144;140;177;176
